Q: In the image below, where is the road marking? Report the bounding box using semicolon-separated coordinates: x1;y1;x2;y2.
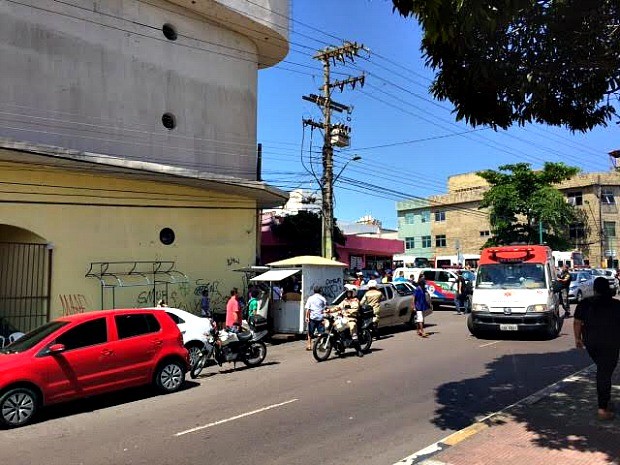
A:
478;341;501;348
174;398;299;437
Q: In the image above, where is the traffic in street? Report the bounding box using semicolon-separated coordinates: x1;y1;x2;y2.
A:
1;306;591;465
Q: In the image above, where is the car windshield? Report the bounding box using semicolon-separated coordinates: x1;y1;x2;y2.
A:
330;289;367;306
0;321;68;354
476;263;547;289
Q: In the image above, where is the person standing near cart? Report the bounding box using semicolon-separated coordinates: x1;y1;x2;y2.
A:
305;286;327;351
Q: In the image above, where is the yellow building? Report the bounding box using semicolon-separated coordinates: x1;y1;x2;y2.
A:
0;0;290;334
397;171;620;268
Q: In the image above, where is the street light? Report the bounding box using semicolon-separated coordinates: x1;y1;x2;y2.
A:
322;154;362;259
333;155;362;184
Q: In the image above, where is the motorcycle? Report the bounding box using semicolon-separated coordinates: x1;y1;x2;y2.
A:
190;322;268;378
312;305;374;362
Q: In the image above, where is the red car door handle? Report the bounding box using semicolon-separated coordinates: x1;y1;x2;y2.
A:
101;349;114;356
152;340;163;347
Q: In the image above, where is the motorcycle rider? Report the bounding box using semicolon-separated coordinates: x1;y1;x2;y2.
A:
360;279;384;340
337;286;364;357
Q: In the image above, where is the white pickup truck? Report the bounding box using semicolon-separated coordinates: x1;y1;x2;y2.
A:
330;282;432;328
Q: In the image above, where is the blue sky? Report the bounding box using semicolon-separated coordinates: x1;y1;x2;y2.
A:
257;0;616;230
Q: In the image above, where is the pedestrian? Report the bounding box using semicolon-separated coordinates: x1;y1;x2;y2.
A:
393;270;407;283
413;277;430;337
360;280;384;339
557;264;572;317
225;289;242;332
574;276;620;421
454;270;467;315
200;289;211;318
247;289;260;326
354;271;363;287
305;285;327;351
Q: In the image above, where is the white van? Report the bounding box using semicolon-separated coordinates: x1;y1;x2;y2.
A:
468;245;561;338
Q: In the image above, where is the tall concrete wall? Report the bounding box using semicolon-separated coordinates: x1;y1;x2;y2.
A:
0;0;289;179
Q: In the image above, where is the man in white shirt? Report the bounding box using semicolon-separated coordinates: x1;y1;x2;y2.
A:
305;286;327;351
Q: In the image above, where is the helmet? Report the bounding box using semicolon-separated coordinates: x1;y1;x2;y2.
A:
367;279;378;288
344;283;357;292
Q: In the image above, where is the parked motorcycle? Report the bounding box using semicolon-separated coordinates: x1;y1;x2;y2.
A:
190;324;268;378
312;306;374;362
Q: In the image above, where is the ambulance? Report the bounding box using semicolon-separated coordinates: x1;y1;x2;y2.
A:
468;245;562;339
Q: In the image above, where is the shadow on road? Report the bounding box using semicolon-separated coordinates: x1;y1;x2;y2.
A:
38;380;200;424
430;348;620;461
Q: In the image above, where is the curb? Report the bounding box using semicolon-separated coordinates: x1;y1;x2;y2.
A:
393;364;596;465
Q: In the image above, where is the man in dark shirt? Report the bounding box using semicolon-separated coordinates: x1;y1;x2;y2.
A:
574;277;620;421
557;265;572;317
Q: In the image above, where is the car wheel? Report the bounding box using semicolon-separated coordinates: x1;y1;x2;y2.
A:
0;387;38;428
186;344;203;368
467;314;483;338
154;360;185;393
576;290;583;303
545;313;562;339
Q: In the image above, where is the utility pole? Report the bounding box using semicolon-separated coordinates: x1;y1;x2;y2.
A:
302;41;367;259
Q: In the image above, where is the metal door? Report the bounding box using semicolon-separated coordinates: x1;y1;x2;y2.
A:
0;242;51;335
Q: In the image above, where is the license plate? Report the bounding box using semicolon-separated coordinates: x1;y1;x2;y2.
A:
499;324;518;331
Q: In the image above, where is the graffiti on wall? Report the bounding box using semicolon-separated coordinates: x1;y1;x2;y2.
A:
132;279;226;315
226;257;240;267
311;277;343;301
59;294;89;316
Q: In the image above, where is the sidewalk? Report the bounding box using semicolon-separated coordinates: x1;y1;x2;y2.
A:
412;365;620;465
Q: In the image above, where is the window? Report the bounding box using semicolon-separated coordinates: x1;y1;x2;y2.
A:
405;237;415;249
434;211;446;222
480;230;491;237
567;191;583;206
421;235;431;248
382;286;394;300
435;235;447;247
569;223;586;240
604;221;616;237
420;211;431;223
56;319;107;351
115;314;161;339
422;270;437;281
405;213;415;224
601;189;616;205
165;312;185;324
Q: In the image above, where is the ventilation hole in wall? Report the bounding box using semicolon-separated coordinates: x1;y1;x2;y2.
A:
162;23;177;41
160;228;175;245
162;113;176;130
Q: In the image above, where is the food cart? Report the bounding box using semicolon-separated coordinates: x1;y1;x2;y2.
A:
250;256;347;334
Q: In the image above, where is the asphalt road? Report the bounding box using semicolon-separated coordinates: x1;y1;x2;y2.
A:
1;305;591;465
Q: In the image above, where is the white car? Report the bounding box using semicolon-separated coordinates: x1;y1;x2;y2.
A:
144;307;213;366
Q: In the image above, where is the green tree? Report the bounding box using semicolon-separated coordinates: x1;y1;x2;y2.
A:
270;211;346;258
392;0;620;131
477;162;580;248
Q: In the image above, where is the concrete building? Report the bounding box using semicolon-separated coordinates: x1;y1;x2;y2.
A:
396;171;620;268
0;0;289;334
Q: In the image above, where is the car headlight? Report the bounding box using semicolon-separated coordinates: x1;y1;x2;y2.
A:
472;303;488;312
527;304;548;313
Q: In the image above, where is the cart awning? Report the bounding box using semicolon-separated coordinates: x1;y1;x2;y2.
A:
250;269;300;282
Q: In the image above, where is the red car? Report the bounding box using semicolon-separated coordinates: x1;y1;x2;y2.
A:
0;309;189;428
